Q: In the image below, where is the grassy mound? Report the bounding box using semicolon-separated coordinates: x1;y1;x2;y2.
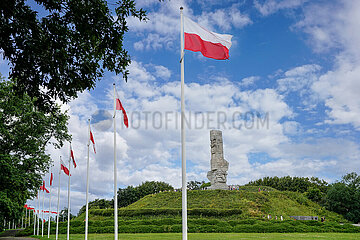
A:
124;190;343;221
19;189;354;235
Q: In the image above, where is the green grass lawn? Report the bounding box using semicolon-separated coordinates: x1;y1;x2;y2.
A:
33;233;360;240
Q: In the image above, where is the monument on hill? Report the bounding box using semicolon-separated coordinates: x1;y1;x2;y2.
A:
207;130;229;190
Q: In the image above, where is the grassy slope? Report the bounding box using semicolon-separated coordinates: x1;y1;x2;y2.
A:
124;189;344;221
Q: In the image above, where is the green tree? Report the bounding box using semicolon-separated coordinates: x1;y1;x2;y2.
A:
117;181;173;207
246;176;329;194
59;207;75;222
187;181;205;190
77;198;113;216
326;172;360;223
0;80;70;223
305;186;323;203
0;0;147;111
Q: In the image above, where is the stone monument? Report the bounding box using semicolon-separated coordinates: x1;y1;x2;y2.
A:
207;130;229;190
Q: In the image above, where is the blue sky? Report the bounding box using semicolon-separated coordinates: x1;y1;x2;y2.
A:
3;0;360;215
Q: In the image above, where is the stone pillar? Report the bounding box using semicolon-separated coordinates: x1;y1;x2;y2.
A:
207;130;229;190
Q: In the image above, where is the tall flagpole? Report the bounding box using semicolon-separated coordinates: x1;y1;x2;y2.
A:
85;119;90;240
42;186;45;236
67;152;71;240
56;157;61;240
37;191;40;235
113;83;118;240
48;167;53;238
24;207;26;228
180;6;187;240
33;209;36;235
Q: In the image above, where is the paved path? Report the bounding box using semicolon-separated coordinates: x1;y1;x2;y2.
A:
0;230;37;240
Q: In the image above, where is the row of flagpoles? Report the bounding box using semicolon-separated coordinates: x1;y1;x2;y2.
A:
22;84;127;240
19;8;231;240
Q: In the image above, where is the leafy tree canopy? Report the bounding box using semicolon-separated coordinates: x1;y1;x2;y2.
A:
78;198;113;216
246;176;329;194
0;79;70;222
326;172;360;223
117;181;173;208
0;0;146;111
187;180;206;190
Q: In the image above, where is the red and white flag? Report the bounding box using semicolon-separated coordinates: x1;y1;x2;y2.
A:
50;172;53;186
70;144;77;168
60;159;70;176
40;180;50;193
90;127;96;154
115;89;129;128
184;16;232;60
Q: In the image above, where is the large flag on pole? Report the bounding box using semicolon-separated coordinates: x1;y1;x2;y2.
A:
184;16;232;60
70;144;77;168
179;7;233;240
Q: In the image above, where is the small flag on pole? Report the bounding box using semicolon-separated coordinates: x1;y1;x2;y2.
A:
90;127;96;154
60;159;70;176
70;144;77;168
40;181;50;193
115;89;129;127
50;172;53;186
184;16;232;60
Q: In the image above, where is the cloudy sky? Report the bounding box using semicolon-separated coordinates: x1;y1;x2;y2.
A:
2;0;360;216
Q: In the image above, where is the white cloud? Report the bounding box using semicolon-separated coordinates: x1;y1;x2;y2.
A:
197;6;252;31
295;0;360;129
282;121;300;135
276;64;320;94
255;0;309;16
240;76;260;87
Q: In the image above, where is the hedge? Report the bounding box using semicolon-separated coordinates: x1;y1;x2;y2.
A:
17;219;360;235
90;208;242;217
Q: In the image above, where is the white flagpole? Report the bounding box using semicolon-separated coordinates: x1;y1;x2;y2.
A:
42;186;45;236
29;209;31;227
37;191;40;235
21;209;27;228
24;207;26;228
180;7;187;240
85;119;90;240
113;83;118;240
33;209;36;235
67;151;71;240
48;168;53;238
56;158;61;240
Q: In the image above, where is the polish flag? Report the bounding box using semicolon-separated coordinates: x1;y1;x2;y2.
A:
70;144;76;168
40;181;50;193
50;172;53;186
184;16;232;60
90;127;96;154
115;89;129;128
60;159;70;176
